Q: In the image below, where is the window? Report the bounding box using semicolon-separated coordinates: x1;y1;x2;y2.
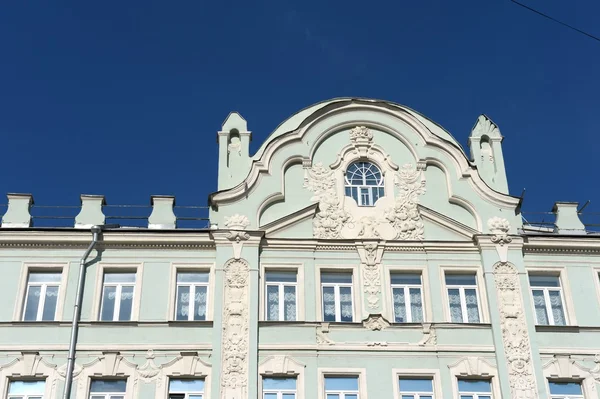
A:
391;273;424;323
321;272;353;322
398;378;434;399
457;379;492;399
446;274;480;323
22;272;61;321
263;377;296;399
88;379;126;399
175;272;209;321
168;378;205;399
344;161;384;207
325;376;359;399
99;272;135;321
7;380;45;399
265;271;297;321
529;275;567;326
549;381;583;399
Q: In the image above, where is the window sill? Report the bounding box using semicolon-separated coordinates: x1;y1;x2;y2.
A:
535;325;580;333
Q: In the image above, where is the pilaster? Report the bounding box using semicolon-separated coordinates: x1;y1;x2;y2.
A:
356;241;385;317
211;214;263;399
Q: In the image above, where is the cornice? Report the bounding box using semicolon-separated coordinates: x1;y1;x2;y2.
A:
0;230;216;250
262;238;480;253
524;236;600;254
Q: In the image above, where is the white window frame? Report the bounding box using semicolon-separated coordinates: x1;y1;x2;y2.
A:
548;381;584;399
22;271;62;321
92;263;143;322
88;379;128;399
7;380;46;399
265;270;298;321
442;269;483;323
344;161;385;207
317;369;367;399
456;378;493;399
168;378;205;398
13;263;69;322
174;271;210;321
528;273;568;326
168;263;215;321
392;369;441;399
99;272;136;322
390;273;424;323
321;272;354;323
262;376;297;399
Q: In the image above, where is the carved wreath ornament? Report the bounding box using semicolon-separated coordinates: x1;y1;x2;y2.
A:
303;126;426;240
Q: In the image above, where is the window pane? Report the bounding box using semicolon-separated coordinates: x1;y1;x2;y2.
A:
548;290;566;326
263;377;297;390
532;289;549;325
393;287;407;323
100;286;116;321
391;274;421;285
339;286;353;322
446;274;476;286
104;273;136;283
325;376;359;391
529;275;560;287
326;395;339;399
267;285;280;321
465;288;480;323
169;378;205;392
264;394;277;399
321;273;352;284
90;380;127;392
118;285;134;321
548;381;582;395
458;379;491;393
284;285;296;321
176;285;190;321
282;394;296;399
176;272;209;283
399;378;433;392
448;288;462;322
346;395;357;399
409;287;423;322
23;285;41;321
193;285;208;321
42;285;59;321
8;380;45;394
323;286;336;322
28;272;61;283
266;271;297;283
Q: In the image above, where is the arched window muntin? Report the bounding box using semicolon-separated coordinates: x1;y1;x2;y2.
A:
344;161;385;207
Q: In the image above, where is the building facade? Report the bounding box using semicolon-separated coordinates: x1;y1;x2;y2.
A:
1;97;599;399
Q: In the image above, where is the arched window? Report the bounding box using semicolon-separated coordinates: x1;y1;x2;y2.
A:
344;161;385;206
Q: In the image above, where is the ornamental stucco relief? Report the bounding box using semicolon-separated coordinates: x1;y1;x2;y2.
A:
303;126;426;240
220;258;250;398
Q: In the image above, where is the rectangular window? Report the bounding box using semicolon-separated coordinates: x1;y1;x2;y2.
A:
398;378;434;399
325;376;359;399
321;272;353;322
263;377;297;399
8;380;45;399
446;274;480;323
458;379;492;399
529;275;567;326
265;271;297;321
88;379;127;399
391;273;424;323
175;272;209;321
549;381;583;399
168;378;205;399
99;272;136;321
22;272;61;321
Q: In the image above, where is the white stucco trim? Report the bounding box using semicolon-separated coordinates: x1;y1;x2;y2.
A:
317;367;368;399
391;368;442;399
525;265;577;326
259;262;305;321
439;265;490;323
542;355;595;399
90;263;144;322
74;353;138;399
259;355;306;399
12;262;70;322
154;353;212;399
315;263;361;322
448;357;501;399
166;262;216;321
382;264;432;323
0;352;60;399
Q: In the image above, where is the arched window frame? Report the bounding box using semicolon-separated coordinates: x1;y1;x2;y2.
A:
344;161;385;207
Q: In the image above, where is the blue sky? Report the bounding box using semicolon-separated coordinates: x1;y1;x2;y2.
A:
0;0;598;223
